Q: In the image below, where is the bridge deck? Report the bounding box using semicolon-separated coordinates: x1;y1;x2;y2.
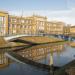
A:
17;36;64;44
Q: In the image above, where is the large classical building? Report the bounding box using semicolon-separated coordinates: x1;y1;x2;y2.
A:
0;11;66;36
0;11;8;36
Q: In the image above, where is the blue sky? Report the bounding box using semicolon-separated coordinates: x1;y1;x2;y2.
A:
0;0;69;11
0;0;75;25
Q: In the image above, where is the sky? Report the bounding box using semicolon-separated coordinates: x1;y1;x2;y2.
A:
0;0;75;25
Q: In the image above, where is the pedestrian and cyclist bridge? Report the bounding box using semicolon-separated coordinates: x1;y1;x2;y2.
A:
4;34;75;42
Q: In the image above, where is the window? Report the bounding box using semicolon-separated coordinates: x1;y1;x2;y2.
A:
0;16;5;26
21;20;24;23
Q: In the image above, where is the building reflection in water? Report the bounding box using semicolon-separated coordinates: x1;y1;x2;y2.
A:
0;42;65;69
0;50;9;68
17;43;65;64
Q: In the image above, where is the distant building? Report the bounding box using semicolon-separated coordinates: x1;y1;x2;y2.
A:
46;21;65;35
0;11;66;36
70;26;75;34
64;24;70;36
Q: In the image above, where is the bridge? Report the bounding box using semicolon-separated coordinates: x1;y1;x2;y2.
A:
3;33;75;43
4;34;42;41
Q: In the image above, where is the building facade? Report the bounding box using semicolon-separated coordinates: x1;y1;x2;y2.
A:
45;21;65;35
0;11;66;36
9;15;33;35
64;25;70;36
28;15;47;35
70;26;75;35
0;11;8;36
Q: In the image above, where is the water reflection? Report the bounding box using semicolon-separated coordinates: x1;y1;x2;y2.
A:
37;44;75;67
0;61;49;75
0;51;9;68
17;43;65;61
0;42;75;75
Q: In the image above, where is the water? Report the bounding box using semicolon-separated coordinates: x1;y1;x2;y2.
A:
0;42;75;75
0;62;48;75
38;45;75;67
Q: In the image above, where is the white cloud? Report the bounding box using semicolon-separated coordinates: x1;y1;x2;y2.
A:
9;8;75;26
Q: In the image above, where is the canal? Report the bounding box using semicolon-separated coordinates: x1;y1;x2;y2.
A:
0;41;75;75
